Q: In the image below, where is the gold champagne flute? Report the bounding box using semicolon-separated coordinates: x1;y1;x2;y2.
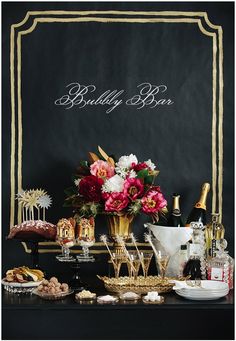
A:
112;253;123;279
129;251;141;281
156;251;170;279
140;251;153;278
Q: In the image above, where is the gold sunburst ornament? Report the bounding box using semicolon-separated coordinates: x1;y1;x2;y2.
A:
16;189;52;222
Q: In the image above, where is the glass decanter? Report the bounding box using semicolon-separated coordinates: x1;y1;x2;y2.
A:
207;239;234;289
183;222;206;280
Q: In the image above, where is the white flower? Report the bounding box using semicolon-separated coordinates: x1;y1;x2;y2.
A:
37;195;52;209
102;175;125;193
128;170;137;178
144;159;156;171
74;178;81;187
116;154;138;170
115;167;128;178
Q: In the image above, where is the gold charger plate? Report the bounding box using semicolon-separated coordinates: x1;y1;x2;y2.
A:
97;275;187;294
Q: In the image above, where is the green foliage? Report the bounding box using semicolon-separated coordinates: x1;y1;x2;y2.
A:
80;160;89;168
128;199;142;215
137;169;149;179
137;169;156;185
64;186;77;196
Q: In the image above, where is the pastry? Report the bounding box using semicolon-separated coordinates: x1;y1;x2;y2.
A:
56;218;75;246
7;220;56;241
37;277;69;295
4;266;44;283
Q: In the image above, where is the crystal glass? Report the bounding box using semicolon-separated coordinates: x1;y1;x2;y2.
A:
56;238;75;262
140;251;153;278
77;239;95;262
156;252;170;279
154;243;170;279
77;217;95;262
111;253;123;279
207;238;234;289
127;251;141;280
56;219;76;262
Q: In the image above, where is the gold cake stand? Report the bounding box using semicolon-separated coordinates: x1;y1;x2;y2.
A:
97;275;188;294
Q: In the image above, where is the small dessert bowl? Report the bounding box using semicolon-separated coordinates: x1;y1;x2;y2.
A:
75;290;96;304
119;291;141;302
97;295;119;304
142;291;165;304
33;288;74;300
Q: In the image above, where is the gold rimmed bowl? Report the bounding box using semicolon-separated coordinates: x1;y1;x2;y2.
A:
97;275;187;294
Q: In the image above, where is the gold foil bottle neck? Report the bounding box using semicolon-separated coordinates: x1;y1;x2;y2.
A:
172;194;181;215
194;182;210;210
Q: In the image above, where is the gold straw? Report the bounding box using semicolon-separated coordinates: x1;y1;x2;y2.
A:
144;233;159;259
130;232;142;262
100;235;117;269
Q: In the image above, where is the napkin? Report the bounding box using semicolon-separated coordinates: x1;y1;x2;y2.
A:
145;224;193;256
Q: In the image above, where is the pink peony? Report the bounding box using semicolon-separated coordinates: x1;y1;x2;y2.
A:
105;193;129;212
123;178;144;200
90;160;115;179
141;187;167;213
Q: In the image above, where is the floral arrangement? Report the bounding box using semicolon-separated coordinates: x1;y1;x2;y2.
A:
64;146;167;222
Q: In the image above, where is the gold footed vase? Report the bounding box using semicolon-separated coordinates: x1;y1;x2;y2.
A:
107;213;134;254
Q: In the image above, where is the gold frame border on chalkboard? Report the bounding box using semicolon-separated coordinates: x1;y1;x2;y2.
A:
9;11;223;254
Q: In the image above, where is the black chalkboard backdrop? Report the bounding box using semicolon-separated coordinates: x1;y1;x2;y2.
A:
2;2;234;278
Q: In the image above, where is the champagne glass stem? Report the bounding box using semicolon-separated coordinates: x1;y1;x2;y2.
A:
114;263;121;279
62;245;70;258
83;245;89;258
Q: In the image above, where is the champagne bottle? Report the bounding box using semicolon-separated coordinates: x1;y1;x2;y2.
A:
185;183;210;227
167;193;183;227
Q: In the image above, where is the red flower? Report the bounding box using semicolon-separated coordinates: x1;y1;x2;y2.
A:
105;193;129;212
123;178;144;200
141;187;167;214
101;192;110;200
131;162;148;172
78;175;103;202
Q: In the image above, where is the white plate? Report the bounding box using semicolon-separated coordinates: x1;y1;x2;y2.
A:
175;290;228;300
173;280;228;291
176;289;229;297
176;291;229;297
1;279;42;287
176;287;229;293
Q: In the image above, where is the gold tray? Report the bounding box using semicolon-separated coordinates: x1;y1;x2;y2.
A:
97;275;187;294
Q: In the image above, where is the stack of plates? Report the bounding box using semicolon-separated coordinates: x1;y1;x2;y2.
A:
173;280;229;300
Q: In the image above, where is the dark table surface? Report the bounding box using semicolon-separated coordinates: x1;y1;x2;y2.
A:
2;279;234;340
2;287;234;310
